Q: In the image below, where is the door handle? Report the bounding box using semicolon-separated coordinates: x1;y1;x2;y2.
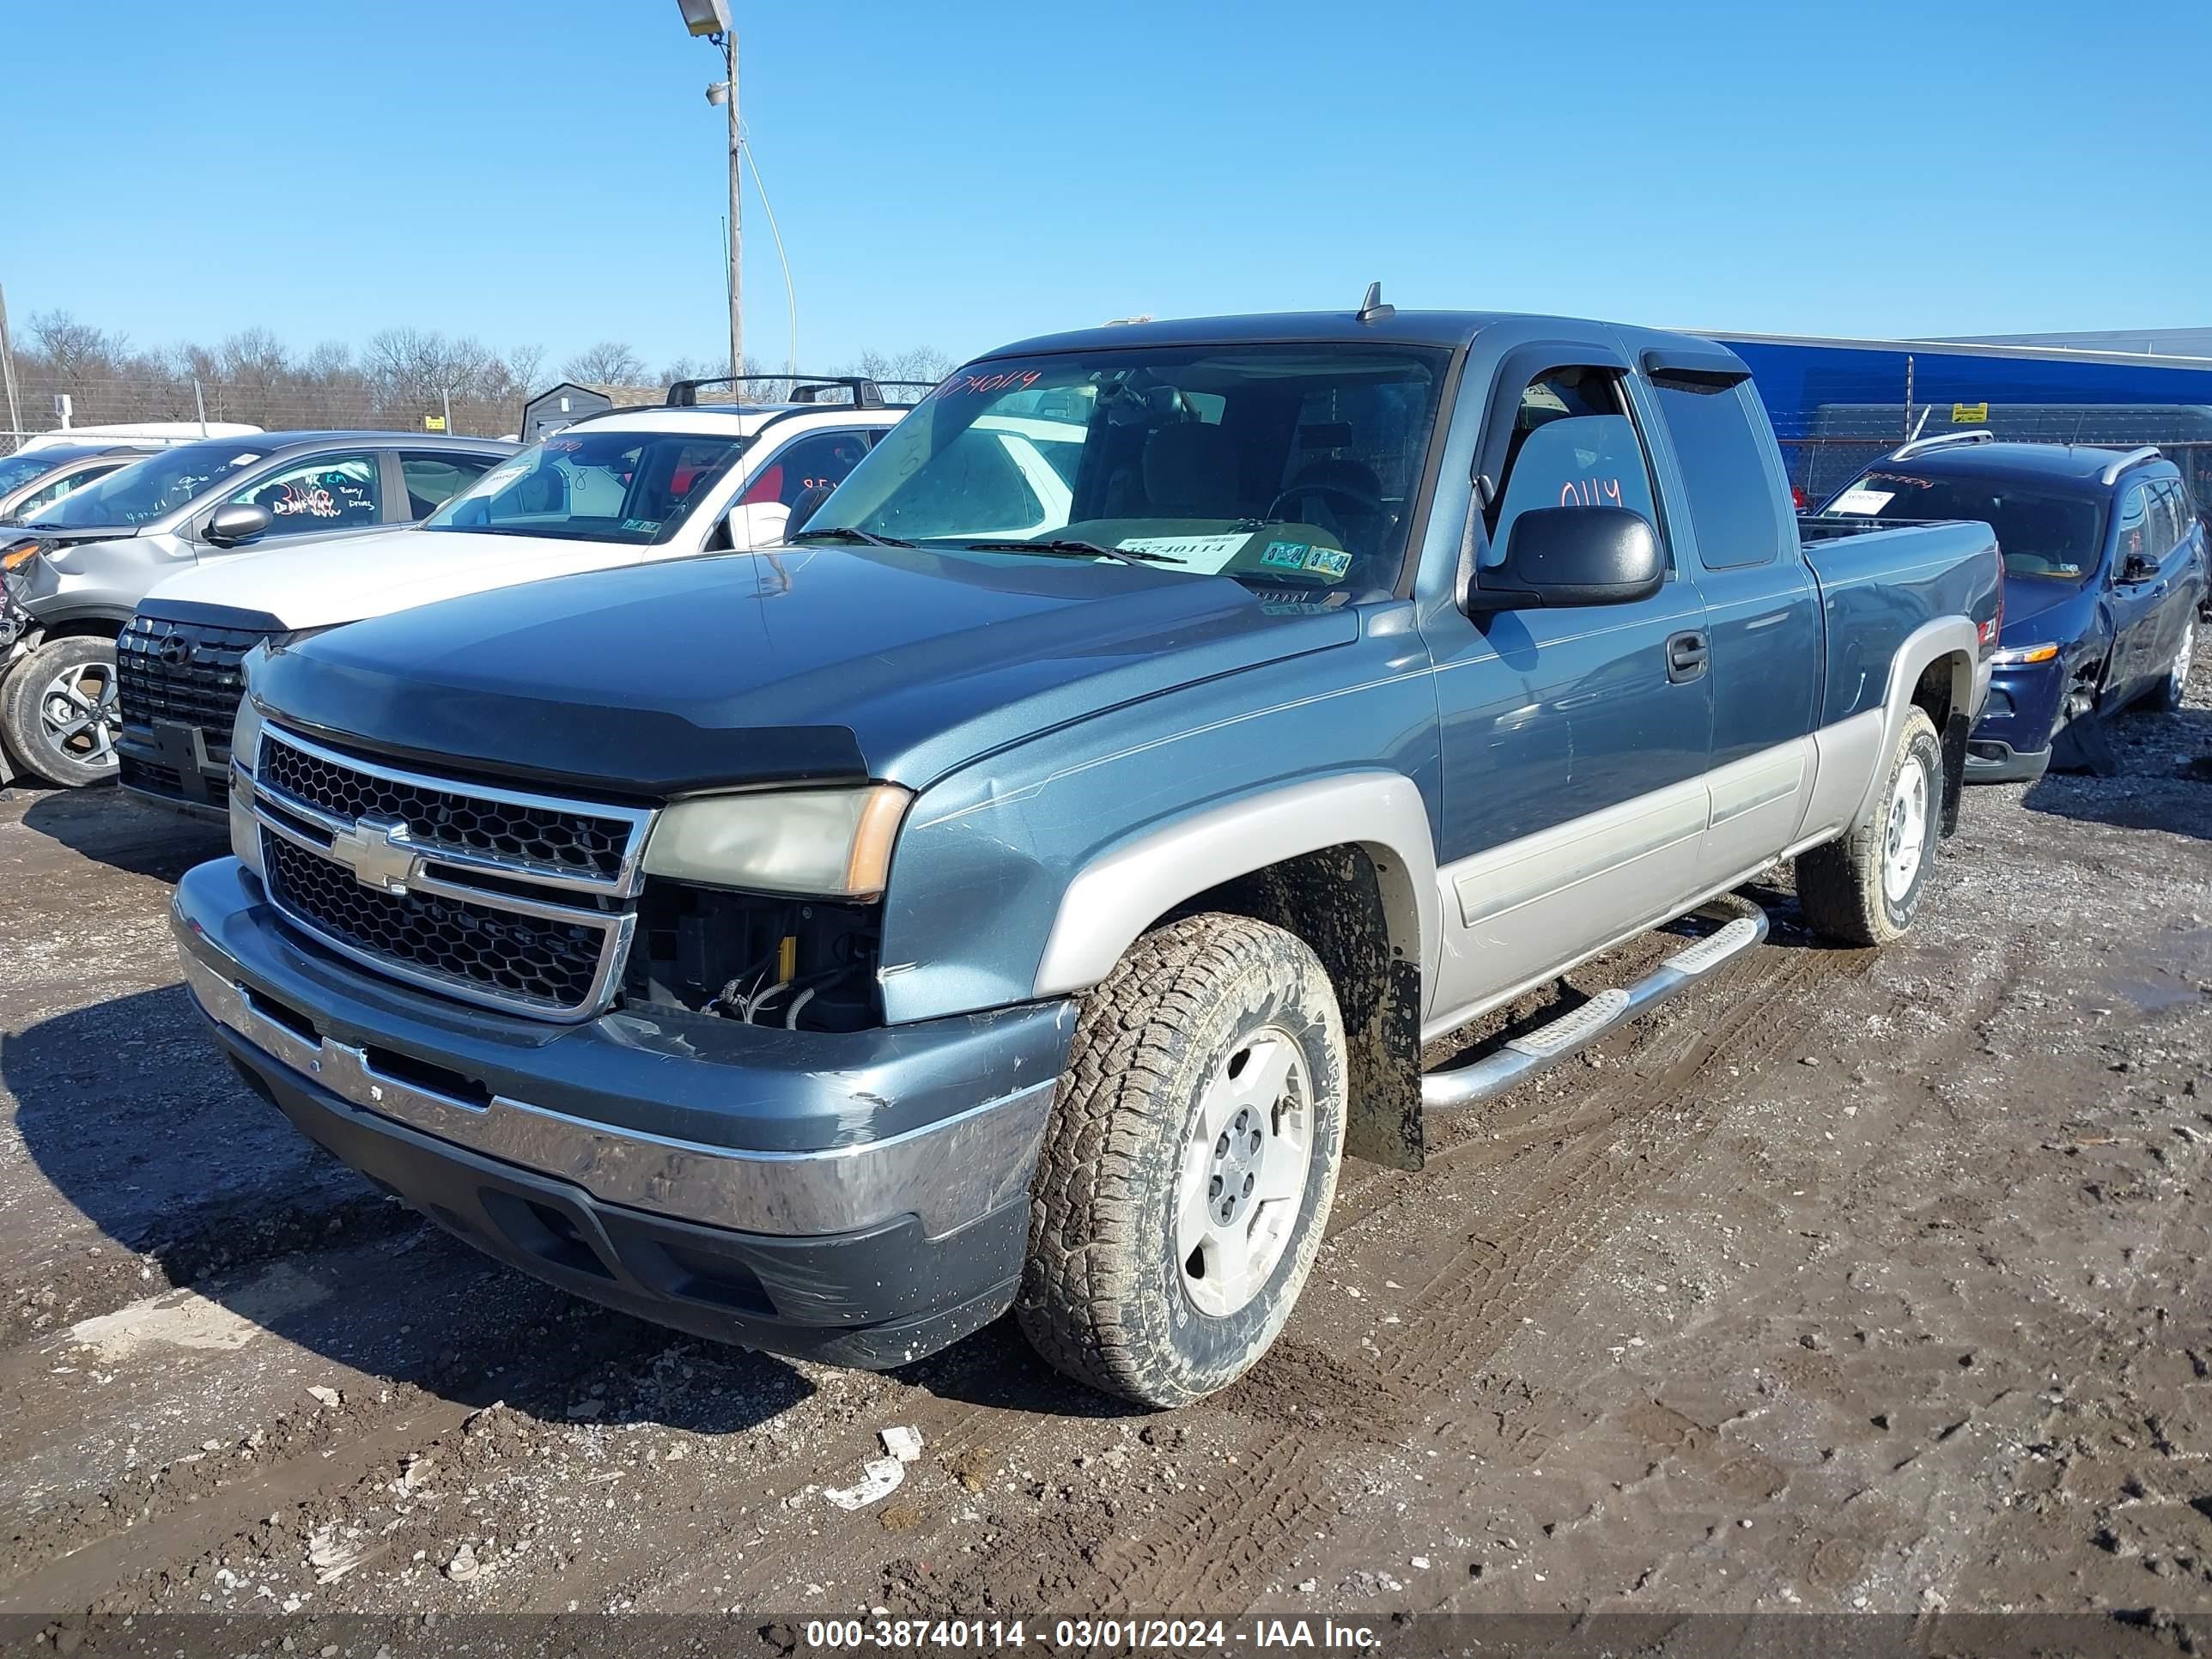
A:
1666;629;1710;684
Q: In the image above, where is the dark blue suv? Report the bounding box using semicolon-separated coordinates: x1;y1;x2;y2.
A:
1822;436;2206;781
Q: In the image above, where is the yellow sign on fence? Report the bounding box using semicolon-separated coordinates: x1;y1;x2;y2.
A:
423;414;447;431
1951;402;1989;424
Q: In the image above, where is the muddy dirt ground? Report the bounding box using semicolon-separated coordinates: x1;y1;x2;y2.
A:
2;648;2209;1653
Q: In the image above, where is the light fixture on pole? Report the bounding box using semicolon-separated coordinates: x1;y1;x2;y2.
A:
674;0;740;384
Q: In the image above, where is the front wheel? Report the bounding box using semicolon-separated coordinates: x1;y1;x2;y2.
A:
1796;705;1942;947
1017;913;1347;1407
2149;614;2197;714
1;635;122;788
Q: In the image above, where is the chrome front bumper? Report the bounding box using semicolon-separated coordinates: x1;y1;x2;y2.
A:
172;857;1074;1242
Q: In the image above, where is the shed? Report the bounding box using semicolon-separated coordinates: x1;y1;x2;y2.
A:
518;381;665;442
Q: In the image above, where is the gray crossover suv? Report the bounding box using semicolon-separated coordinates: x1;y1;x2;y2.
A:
0;430;514;787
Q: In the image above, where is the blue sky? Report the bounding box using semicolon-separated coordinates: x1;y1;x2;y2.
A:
7;0;2208;374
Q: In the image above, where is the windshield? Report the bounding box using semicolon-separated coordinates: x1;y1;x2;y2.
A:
1824;470;2108;581
424;428;745;544
805;343;1451;597
36;441;268;527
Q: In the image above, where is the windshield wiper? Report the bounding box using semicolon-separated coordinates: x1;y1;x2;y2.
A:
961;538;1177;568
791;525;915;549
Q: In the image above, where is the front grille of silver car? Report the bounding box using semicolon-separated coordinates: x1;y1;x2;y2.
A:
241;724;654;1022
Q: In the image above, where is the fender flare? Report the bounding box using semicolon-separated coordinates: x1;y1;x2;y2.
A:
1031;769;1438;1000
1850;617;1978;830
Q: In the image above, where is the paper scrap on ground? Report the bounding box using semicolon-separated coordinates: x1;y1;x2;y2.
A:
879;1425;923;1463
823;1455;906;1510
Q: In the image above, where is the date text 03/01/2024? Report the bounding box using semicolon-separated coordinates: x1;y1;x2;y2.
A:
800;1617;1381;1650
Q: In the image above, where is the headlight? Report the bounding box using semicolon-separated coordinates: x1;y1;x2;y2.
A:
643;784;911;899
1990;642;2060;666
0;538;40;573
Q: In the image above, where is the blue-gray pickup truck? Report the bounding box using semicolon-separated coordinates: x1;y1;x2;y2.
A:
172;304;2000;1406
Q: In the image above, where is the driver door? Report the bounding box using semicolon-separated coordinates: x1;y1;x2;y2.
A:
1422;356;1712;1028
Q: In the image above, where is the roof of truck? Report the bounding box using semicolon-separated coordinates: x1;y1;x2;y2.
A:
981;309;1518;358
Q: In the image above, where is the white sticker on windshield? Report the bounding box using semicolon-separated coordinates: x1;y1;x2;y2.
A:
477;463;530;491
1117;532;1252;571
228;453;261;468
1827;488;1893;516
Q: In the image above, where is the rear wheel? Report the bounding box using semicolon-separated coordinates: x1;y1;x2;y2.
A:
1017;913;1346;1407
1797;705;1942;947
1;635;121;788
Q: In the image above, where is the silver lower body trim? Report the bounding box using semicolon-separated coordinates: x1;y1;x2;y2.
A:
181;945;1055;1240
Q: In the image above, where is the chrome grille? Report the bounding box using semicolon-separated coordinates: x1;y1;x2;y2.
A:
243;723;653;1021
261;832;610;1012
259;729;635;884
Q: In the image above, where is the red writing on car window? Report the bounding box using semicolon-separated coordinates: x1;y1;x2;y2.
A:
1559;477;1624;508
941;369;1043;398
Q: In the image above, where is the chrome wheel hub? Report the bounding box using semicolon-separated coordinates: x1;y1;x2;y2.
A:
1177;1024;1311;1318
1881;757;1928;906
38;660;120;773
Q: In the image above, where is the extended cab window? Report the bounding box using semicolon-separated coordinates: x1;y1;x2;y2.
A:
1650;377;1784;568
425;429;744;545
807;344;1449;597
227;453;381;537
1483;368;1660;568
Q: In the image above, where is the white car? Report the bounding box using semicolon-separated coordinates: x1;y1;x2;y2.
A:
118;397;903;817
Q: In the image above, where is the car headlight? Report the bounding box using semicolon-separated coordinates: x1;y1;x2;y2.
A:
642;784;911;899
1990;642;2060;666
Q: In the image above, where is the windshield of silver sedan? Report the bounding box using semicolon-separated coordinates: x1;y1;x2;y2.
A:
799;343;1449;596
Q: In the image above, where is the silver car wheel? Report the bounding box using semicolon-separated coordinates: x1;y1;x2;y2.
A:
1176;1024;1311;1318
38;659;119;773
1881;753;1929;906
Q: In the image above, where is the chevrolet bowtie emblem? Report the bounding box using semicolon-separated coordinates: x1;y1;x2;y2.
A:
328;816;419;895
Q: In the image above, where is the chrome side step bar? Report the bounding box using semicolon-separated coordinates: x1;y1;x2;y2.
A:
1420;894;1770;1111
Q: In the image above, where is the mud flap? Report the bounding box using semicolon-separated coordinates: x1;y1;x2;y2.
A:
1940;710;1969;835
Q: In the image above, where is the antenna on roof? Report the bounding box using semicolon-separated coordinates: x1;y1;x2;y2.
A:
1357;281;1395;324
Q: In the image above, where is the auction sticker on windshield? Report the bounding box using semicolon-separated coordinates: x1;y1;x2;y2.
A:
1827;487;1894;516
1118;532;1251;570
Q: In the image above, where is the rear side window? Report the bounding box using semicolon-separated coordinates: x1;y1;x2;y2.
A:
1485;368;1661;568
1651;379;1784;569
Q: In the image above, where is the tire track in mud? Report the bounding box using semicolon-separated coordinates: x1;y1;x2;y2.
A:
899;939;1869;1614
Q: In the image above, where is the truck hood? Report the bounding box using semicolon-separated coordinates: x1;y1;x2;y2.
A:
253;545;1359;794
146;527;655;631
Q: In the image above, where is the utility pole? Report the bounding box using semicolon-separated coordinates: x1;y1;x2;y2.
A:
724;27;743;386
676;1;743;386
0;284;22;453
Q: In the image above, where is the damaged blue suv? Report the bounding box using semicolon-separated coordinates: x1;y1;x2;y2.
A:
1823;435;2206;780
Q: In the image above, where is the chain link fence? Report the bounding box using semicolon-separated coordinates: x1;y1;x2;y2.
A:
1;375;526;452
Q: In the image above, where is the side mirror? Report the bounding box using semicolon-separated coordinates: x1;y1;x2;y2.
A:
787;482;835;537
204;502;274;547
2122;553;2157;583
1467;506;1664;611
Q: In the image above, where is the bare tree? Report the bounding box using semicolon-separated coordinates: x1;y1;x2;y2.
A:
561;341;647;386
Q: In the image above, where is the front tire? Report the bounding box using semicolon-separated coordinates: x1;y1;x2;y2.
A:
1;635;122;788
1797;705;1942;947
1017;913;1347;1407
2149;614;2197;714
